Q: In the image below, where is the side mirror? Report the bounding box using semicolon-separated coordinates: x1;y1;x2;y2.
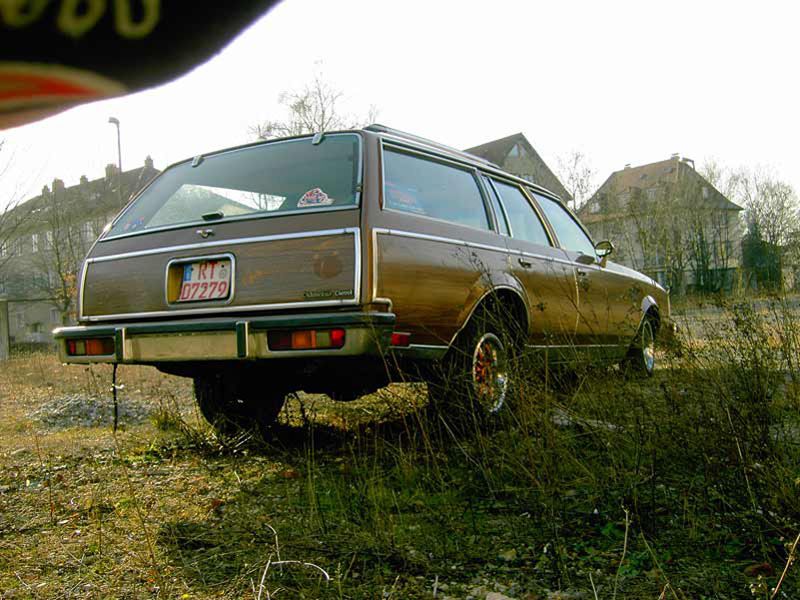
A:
595;240;614;267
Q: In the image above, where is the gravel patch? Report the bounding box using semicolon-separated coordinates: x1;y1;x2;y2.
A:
28;392;157;430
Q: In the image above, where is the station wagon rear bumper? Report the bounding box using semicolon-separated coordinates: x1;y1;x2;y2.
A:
53;312;395;364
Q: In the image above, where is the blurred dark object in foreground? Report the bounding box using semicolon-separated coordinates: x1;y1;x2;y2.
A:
0;0;281;129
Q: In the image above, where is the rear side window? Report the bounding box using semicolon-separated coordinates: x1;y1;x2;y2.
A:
492;179;550;246
383;148;490;231
481;177;510;236
533;192;596;256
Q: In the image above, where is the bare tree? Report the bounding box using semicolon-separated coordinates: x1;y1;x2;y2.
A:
731;167;799;249
725;167;799;289
556;150;595;211
29;184;90;324
249;73;378;140
0;140;29;276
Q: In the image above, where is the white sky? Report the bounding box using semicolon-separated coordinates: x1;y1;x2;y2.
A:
1;0;798;207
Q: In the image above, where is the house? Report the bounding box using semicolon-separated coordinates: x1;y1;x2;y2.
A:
579;155;744;294
0;158;159;344
464;133;571;201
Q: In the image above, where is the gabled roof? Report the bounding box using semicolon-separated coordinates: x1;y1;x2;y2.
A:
464;133;571;201
589;156;742;212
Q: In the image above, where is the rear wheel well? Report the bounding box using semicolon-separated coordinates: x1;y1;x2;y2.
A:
471;288;528;341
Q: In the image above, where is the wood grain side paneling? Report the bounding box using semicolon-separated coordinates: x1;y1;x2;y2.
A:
83;233;356;317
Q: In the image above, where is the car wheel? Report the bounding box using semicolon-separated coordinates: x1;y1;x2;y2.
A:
625;316;657;377
428;308;519;427
194;373;286;437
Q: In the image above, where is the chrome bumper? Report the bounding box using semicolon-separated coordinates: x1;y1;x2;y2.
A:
53;312;395;364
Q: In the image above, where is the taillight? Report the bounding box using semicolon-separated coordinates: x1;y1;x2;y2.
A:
66;337;115;356
268;329;346;351
390;332;411;347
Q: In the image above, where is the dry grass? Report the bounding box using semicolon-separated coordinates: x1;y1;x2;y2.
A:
0;300;799;599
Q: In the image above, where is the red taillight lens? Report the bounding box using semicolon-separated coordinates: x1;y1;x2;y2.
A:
329;328;346;348
268;329;346;351
390;332;411;347
66;337;114;356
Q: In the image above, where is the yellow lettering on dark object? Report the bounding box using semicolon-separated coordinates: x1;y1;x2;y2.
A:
114;0;159;39
58;0;105;38
0;0;161;39
0;0;49;28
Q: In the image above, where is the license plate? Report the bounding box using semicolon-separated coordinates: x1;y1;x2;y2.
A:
177;259;231;302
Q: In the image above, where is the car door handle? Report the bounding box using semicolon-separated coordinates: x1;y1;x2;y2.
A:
518;257;533;268
577;269;588;277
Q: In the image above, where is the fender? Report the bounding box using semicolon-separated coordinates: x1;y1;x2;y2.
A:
449;274;530;348
636;294;660;334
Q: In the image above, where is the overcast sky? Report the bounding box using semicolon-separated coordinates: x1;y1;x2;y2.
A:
1;0;798;208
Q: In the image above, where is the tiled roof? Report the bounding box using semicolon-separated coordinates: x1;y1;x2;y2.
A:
589;157;742;212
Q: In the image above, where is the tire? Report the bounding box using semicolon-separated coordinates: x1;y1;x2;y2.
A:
194;372;286;437
428;307;520;428
624;316;657;377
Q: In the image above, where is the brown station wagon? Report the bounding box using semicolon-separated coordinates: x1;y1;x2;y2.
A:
54;125;671;433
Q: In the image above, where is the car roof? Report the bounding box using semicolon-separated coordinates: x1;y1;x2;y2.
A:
160;126;567;205
365;124;564;203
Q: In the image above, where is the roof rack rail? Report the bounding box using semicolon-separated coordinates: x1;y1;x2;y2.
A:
364;123;500;168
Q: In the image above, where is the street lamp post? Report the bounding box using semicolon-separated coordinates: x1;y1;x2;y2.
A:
108;117;123;206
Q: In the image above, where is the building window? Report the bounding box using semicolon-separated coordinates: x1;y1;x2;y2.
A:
50;308;60;323
15;313;24;329
31;233;39;253
0;243;5;257
82;221;94;240
508;143;527;159
44;230;54;249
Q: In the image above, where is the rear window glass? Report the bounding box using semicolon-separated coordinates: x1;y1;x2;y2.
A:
107;134;361;237
383;148;490;231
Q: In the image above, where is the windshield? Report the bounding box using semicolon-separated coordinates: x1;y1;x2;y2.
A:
106;133;361;237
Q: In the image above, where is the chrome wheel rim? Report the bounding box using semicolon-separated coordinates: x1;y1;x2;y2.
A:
642;321;655;372
471;333;508;414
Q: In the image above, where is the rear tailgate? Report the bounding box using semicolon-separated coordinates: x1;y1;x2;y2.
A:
80;132;365;323
81;211;361;321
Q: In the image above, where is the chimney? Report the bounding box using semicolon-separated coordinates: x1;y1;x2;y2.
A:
671;153;680;160
52;178;65;193
144;155;154;169
682;157;695;170
105;163;118;180
624;164;631;169
79;175;88;186
41;184;50;196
